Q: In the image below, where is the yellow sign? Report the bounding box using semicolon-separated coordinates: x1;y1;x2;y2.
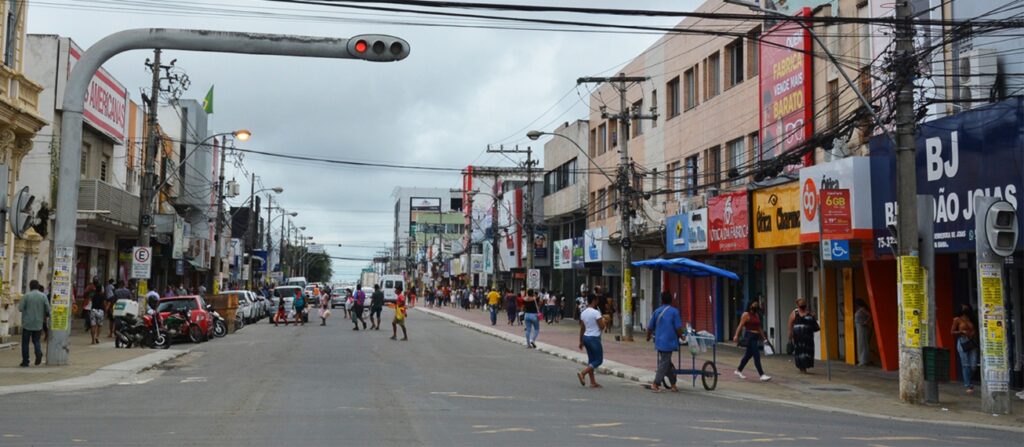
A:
51;304;69;331
138;279;148;298
752;182;801;248
898;255;924;349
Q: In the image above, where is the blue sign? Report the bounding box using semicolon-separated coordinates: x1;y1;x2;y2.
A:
823;240;850;261
666;213;689;253
253;250;268;273
870;97;1024;253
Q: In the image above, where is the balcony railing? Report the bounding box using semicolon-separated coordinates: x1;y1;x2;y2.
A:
78;179;140;228
0;64;43;114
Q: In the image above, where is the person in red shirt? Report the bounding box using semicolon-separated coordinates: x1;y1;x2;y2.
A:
391;286;408;341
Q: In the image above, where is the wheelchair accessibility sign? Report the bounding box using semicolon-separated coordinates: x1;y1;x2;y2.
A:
821;239;851;262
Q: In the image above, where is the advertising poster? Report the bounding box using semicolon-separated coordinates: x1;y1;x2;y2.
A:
977;262;1009;391
688;208;708;251
571;237;585;269
899;256;924;349
585;228;604;263
708;191;750;253
820;189;852;239
753;182;801;249
759;9;813;159
482;242;494;274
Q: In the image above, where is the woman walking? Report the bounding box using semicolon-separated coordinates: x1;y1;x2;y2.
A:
733;301;771;382
788;298;819;373
318;290;331;326
504;289;517;325
351;284;367;330
951;303;978;393
522;289;541;348
577;294;605;388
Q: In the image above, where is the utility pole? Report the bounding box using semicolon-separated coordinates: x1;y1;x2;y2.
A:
893;2;923;404
487;146;536;270
578;73;654;341
246;173;256;290
134;49;163;300
210;136;227;294
492;176;500;290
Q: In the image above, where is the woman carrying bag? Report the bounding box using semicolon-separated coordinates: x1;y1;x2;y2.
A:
733;301;772;382
789;298;819;374
951;303;978;394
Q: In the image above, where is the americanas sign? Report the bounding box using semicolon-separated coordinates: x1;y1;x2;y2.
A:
759;10;813;159
753;182;801;249
870;97;1024;252
708;190;750;253
68;41;128;145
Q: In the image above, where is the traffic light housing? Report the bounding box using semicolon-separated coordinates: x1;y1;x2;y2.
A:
347;35;410;62
985;200;1019;257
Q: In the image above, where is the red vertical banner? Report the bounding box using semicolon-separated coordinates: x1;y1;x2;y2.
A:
820;189;852;239
759;7;813;160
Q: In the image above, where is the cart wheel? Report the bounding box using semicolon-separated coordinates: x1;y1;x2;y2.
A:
701;361;718;391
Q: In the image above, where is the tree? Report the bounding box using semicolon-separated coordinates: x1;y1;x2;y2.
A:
306;253;333;283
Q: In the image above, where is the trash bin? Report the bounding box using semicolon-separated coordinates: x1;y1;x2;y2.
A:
923;347;951;381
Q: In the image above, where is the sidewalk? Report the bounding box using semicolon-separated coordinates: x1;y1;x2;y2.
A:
0;318;184;391
418;304;1024;432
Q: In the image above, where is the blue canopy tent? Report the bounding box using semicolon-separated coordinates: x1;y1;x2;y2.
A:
632;257;740;340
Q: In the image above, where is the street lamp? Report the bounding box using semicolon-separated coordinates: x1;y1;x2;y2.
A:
210;129;254;294
527;130;614;183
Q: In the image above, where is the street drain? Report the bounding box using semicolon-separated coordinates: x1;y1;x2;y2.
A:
809;387;852;392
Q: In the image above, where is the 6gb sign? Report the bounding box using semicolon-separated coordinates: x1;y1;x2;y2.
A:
821;189;852;239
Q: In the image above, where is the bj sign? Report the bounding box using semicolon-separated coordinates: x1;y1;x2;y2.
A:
820;189;852;239
68;42;128;145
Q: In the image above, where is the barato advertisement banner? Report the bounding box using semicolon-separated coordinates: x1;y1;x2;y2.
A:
759;8;813;159
752;182;801;248
708;190;750;253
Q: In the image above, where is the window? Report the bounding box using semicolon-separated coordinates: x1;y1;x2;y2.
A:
597;188;607;219
100;154;111;182
669;161;682;202
651;89;658;128
651;167;659;193
631;100;643;138
667;76;681;118
589;191;597;217
589;128;597;159
706;146;721;187
747;27;761;79
726;39;744;88
127;169;136;192
726;138;745;186
80;143;91;177
546;157;577;196
684;68;698;110
597;123;607;155
609;119;618;148
706;52;720;100
544;171;555;196
684;156;698;197
749;133;760;163
827;79;840;130
609;187;618;212
4;0;19;67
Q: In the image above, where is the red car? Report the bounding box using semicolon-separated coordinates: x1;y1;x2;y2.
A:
157;296;214;341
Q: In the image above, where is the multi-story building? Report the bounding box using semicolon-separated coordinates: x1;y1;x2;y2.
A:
390;187;461;273
542;120;589;306
0;1;47;338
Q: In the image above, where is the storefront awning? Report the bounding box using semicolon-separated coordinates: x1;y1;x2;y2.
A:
632;257;740;280
187;259;208;272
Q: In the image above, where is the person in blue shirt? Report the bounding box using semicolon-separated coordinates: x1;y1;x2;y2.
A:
646;291;683;393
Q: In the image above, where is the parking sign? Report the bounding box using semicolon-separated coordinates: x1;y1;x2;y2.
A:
131;246;152;279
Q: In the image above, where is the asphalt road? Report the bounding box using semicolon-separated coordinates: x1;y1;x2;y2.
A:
0;311;1018;446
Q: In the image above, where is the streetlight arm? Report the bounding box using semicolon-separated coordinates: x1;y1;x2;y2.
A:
149;131;240;201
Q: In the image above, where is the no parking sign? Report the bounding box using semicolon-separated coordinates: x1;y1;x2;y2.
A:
131;246;152;279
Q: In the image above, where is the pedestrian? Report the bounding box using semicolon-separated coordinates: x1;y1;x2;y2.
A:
105;279;116;338
487;287;501;325
293;290;307;326
543;290;557;324
733;300;771;382
952;303;978;394
176;284;187;296
576;293;604;388
87;278;106;344
351;284;367;330
647;291;683;392
198;284;207;297
504;289;517;325
854;299;872;367
390;286;408;341
369;284;385;330
18;280;50;367
515;290;525;326
408;288;417;308
274;299;288;326
522;289;541;348
788;297;818;374
319;290;332;326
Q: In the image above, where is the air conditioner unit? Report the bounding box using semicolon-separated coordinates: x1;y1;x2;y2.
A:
959;48;997;109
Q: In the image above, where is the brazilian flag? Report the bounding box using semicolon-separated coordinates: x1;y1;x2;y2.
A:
202;86;214;114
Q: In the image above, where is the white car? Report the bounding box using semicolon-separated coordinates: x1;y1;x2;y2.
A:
223;290;257;324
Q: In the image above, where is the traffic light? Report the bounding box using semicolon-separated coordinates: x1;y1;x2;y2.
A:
8;186;34;239
985;200;1019;257
347;34;410;62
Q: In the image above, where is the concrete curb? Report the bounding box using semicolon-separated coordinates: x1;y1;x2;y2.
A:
418;307;1024;434
0;348;190;397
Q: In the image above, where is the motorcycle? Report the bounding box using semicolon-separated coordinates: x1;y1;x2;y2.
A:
113;299;167;349
161;308;203;344
207;305;228;338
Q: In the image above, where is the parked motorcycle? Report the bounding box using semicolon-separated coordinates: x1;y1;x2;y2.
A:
162;308;203;344
207;305;228;338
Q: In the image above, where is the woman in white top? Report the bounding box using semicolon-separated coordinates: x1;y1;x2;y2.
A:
577;294;606;388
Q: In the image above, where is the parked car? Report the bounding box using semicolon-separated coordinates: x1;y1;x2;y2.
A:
222;290;258;324
330;288;350;309
250;292;269;319
157;296;213;341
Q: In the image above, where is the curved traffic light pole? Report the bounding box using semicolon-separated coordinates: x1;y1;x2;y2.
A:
47;28;409;365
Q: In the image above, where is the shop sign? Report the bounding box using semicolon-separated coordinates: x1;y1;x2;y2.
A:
666;213;689;253
553;239;572;269
870;97;1024;253
759;8;813;159
68;42;128;145
752;182;801;249
821;189;852;238
172;217;185;260
571;237;585;269
602;263;622;277
688;208;708;251
482;242;494;274
708;190;750;253
584;227;621;263
799;156;874;243
471;254;484;273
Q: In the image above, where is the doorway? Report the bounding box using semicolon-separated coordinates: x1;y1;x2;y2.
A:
777;269;798;345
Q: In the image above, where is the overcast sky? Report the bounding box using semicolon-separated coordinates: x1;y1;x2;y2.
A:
29;0;701;281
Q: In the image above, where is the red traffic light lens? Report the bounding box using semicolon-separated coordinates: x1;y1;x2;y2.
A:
354;40;368;53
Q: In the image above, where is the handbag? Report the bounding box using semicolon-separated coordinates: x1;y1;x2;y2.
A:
764;340;776;355
786;341;795;355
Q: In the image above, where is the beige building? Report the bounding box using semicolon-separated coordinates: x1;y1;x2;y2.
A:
0;0;48;340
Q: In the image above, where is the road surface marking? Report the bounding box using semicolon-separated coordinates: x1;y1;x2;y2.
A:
180;377;207;383
843;437;934;442
474;428;534;434
698;419;734;424
472;425;489;428
71;439;87;443
431;392;514;400
717;437;819;444
3;434;23;438
954;437;990;441
582;434;661;443
576;422;623;428
689;427;771;435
